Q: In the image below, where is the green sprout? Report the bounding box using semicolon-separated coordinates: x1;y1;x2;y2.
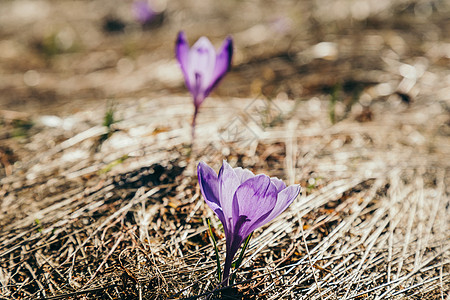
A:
34;219;42;233
103;101;117;129
329;83;341;124
99;155;129;174
256;98;284;129
207;219;222;283
306;176;323;193
98;100;119;146
37;31;80;60
12;119;33;138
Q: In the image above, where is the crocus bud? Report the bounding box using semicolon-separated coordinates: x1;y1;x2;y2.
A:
132;0;156;24
175;32;233;109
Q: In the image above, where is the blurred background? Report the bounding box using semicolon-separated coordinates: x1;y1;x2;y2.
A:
0;0;449;115
1;2;449;298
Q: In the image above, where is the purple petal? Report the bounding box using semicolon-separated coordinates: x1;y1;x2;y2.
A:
218;160;241;229
197;162;225;224
175;32;191;90
132;1;155;24
205;36;233;97
265;185;301;224
188;37;216;107
270;177;286;193
233;167;255;184
231;174;278;238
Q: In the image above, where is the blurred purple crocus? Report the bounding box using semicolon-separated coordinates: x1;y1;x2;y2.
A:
175;32;233;139
198;161;301;285
132;0;155;24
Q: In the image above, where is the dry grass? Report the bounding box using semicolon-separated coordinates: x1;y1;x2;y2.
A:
0;90;449;299
1;0;450;298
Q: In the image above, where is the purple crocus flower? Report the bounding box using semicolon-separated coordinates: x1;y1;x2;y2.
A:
197;161;301;285
175;32;233;138
132;0;156;24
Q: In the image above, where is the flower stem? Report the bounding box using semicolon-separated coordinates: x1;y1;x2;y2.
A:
231;233;252;284
222;233;253;286
192;105;199;141
222;250;233;286
207;219;222;283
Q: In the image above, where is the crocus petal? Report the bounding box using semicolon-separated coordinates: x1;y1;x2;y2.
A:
175;32;191;89
197;162;226;226
265;185;301;224
205;36;233;97
233;167;255;184
270;177;286;193
232;175;278;239
218;161;241;229
133;1;155;24
188;37;216;107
